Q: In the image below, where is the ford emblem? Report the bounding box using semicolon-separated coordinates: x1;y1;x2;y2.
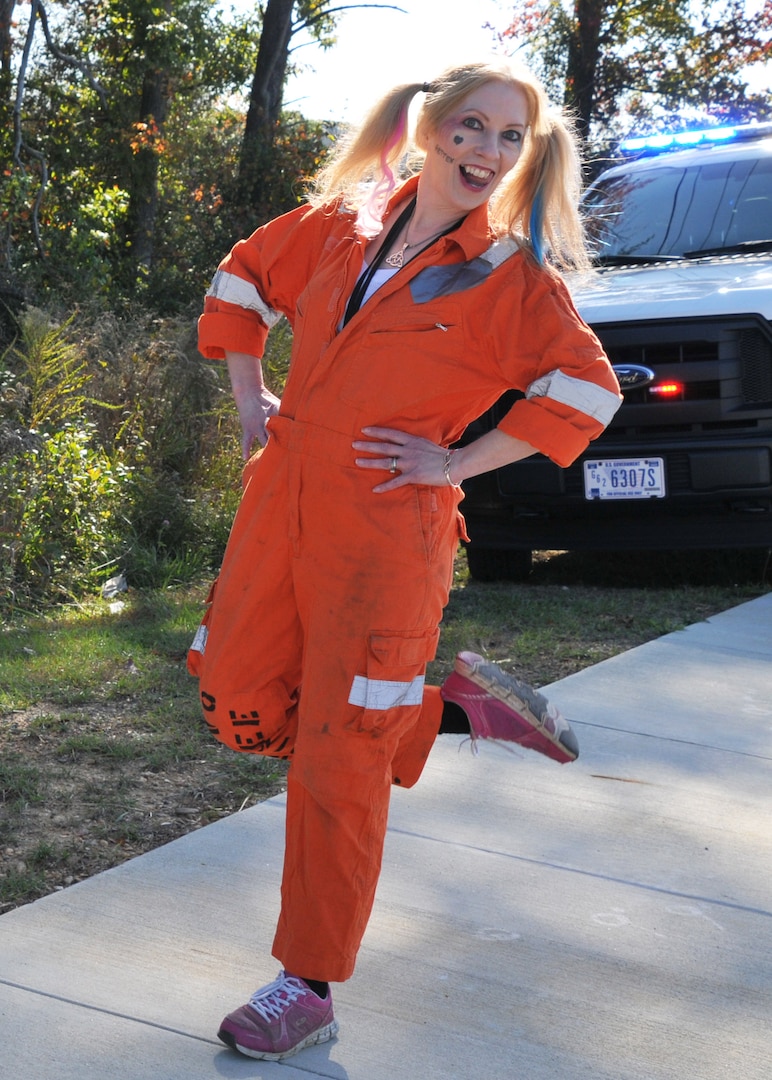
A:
612;364;656;391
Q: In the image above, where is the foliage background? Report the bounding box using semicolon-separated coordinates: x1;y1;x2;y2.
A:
1;1;332;615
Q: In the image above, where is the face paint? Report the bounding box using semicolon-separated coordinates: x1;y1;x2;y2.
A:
421;84;528;216
435;144;455;164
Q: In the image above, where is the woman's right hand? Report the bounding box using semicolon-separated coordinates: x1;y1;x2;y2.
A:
225;351;281;459
235;385;281;458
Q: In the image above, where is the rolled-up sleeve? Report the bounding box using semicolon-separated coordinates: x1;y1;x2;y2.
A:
494;267;622;467
197;202;342;360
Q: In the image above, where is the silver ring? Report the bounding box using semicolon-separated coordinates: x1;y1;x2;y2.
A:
389;456;398;473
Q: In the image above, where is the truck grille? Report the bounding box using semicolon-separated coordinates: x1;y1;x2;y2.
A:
596;317;772;435
607;340;719;366
740;329;772;405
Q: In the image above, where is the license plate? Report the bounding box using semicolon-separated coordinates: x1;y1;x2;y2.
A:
584;457;666;500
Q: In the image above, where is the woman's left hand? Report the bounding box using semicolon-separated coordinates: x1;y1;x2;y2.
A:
353;426;453;492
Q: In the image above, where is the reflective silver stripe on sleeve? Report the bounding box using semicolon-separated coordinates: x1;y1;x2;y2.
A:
348;674;425;710
206;269;283;328
189;624;208;655
526;369;621;425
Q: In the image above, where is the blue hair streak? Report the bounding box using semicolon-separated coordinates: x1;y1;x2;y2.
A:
528;186;545;265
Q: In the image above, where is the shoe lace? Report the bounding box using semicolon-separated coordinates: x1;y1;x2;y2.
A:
459;732;524;759
247;973;308;1022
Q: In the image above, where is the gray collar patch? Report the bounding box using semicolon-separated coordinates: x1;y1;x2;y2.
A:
410;237;521;304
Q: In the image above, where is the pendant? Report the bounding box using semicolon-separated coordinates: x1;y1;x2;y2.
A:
384;245;406;269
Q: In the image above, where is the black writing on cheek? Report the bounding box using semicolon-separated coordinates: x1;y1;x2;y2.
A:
435;144;455;164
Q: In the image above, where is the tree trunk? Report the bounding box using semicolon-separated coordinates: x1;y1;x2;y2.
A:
564;0;605;142
0;0;14;91
238;0;295;205
127;66;169;272
126;2;172;277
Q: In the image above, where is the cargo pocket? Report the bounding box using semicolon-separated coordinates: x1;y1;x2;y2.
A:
347;627;440;735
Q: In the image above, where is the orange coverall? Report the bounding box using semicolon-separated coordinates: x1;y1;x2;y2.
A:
189;175;621;981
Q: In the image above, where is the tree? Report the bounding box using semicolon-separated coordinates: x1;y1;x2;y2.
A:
124;0;175;273
0;0;15;135
1;0;396;305
2;0;258;296
237;0;300;209
496;0;772;149
237;1;398;208
72;0;256;281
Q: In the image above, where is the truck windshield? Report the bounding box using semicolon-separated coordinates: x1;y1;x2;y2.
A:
583;153;772;260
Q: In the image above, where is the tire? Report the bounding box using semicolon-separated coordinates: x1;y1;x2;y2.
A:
464;545;533;582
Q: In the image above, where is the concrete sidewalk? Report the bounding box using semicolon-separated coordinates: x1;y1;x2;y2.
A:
1;593;771;1080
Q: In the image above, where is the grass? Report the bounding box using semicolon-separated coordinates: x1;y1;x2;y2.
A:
434;546;770;685
0;545;769;912
0;585;291;909
0;755;43;808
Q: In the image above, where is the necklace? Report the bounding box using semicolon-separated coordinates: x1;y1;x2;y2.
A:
383;225;452;268
343;197;464;327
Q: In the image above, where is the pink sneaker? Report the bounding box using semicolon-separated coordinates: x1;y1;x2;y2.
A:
441;651;579;764
217;971;338;1061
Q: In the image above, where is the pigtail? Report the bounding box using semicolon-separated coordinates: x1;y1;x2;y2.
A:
309;83;427;234
495;104;589;271
531;111;587;269
356;99;411;236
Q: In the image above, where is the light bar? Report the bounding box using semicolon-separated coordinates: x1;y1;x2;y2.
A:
620;125;739;153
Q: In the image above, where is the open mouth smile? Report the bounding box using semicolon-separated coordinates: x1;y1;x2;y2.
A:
460;164;496;191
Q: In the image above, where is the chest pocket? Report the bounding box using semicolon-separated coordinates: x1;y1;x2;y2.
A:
338;303;465;412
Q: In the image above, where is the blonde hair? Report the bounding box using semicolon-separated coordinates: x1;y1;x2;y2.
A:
310;59;589;269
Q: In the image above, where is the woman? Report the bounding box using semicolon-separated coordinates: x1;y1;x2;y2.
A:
189;58;621;1061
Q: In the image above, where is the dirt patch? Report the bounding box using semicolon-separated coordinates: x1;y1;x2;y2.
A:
0;702;288;912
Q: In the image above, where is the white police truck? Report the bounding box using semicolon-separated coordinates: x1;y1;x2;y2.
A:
460;122;772;580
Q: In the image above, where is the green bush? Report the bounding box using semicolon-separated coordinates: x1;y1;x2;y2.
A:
0;302;272;614
0;181;299;616
0;422;131;608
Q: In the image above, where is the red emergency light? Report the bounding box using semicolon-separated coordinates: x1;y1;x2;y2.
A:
649;382;683;398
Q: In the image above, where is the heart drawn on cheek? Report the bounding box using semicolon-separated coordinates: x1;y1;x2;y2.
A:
453;135;464;145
